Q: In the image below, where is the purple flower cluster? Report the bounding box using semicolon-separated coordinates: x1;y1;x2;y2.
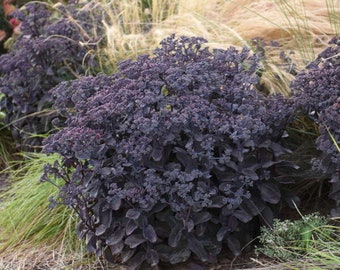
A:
42;35;297;268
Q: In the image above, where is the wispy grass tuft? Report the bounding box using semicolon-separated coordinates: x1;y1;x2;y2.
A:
256;212;340;270
0;153;80;255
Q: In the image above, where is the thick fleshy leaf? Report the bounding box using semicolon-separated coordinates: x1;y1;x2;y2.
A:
176;151;196;171
192;211;212;225
244;197;265;216
269;142;287;157
195;223;208;237
126;219;138;235
151;203;168;214
146;249;159;266
187;235;208;262
186;219;194;232
95;224;107;236
121;248;136;263
86;233;97;253
216;226;229;242
233;207;253;223
100;210;112;228
227;235;241;256
110;196;122;210
76;221;85;239
109;241;124;255
241;168;259;180
104;246;116;263
168;226;183;247
125;234;147;248
128;251;146;270
106;227;125;245
258;182;281;204
151;140;163;161
274;175;295;184
210;196;227;208
169;248;191;264
126;208;142;220
143;224;157;243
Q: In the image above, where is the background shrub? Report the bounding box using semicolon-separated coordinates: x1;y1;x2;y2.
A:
42;35;299;269
0;1;104;150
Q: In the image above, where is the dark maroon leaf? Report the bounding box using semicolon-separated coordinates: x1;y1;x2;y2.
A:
86;233;97;253
169;248;191;264
121;248;136;263
151;140;163;161
227;235;241;256
151;203;168;214
76;221;85;239
244;197;265;216
106;227;125;245
187;235;208;262
109;241;124;255
126;208;142;220
100;210;112;228
104;246;116;263
233;206;253;223
146;249;159;266
241;168;259;180
210;196;227;208
95;224;107;236
274;175;295;184
126;219;138;235
110;196;121;210
186;219;194;232
258;182;281;204
128;251;146;270
192;211;212;225
195;222;208;237
168;226;183;247
125;234;146;248
216;226;228;242
143;224;157;243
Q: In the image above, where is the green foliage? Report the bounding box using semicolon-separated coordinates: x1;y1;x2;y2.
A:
0;153;80;253
256;213;335;261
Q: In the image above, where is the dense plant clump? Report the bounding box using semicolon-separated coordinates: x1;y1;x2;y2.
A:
42;35;298;268
0;1;104;150
291;36;340;216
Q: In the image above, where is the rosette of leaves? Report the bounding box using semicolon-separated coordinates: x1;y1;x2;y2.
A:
291;36;340;216
42;35;298;269
0;1;104;150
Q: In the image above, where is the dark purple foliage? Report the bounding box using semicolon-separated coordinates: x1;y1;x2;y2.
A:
0;1;104;150
317;98;340;216
42;35;297;268
291;36;339;118
291;36;340;216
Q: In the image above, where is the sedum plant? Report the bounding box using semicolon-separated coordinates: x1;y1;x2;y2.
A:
42;35;298;269
0;1;104;150
291;36;340;216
